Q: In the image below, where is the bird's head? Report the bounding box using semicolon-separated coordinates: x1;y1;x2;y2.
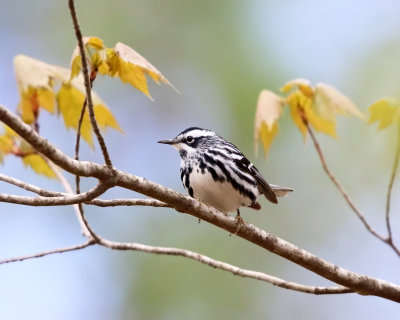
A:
158;127;217;159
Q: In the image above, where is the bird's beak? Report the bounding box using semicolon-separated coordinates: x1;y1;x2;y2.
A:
158;139;178;145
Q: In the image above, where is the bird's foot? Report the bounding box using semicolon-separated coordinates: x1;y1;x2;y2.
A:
232;209;245;235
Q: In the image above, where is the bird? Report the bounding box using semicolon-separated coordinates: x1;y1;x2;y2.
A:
158;127;292;218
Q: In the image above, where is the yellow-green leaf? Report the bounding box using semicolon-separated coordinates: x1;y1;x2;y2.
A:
98;61;109;75
280;78;312;95
57;82;93;146
37;88;55;113
14;55;69;123
57;77;123;146
14;55;69;92
368;98;400;130
22;154;56;178
254;90;284;156
0;135;14;154
93;105;124;133
256;122;279;159
86;37;105;50
287;91;308;139
105;48;120;76
255;90;284;129
70;55;82;79
118;58;150;97
305;103;337;138
112;42;176;97
70;37;106;79
313;83;364;121
18;91;36;124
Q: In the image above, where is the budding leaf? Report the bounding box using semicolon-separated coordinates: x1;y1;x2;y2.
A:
70;37;175;98
14;55;67;123
282;79;361;139
313;83;364;121
22;154;56;178
57;76;123;146
254;90;284;157
368;98;400;130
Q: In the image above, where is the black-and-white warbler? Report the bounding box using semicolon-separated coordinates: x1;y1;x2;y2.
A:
158;127;292;217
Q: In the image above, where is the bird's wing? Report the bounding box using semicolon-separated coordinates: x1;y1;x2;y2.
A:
233;154;278;204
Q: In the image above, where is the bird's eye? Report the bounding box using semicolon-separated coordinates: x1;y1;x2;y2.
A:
186;136;194;143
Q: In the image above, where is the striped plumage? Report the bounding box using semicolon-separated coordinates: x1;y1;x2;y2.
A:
159;127;292;214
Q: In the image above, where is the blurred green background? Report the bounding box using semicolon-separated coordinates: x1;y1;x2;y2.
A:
1;0;400;319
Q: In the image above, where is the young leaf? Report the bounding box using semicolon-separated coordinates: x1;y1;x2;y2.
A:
111;42;175;98
57;76;122;146
257;122;279;159
254;90;284;157
313;83;364;121
70;36;105;79
281;79;360;139
287;91;308;139
0;126;15;155
281;78;313;96
368;98;400;130
14;55;68;123
69;38;175;98
14;55;68;91
22;154;56;178
0;125;21;163
92;105;124;133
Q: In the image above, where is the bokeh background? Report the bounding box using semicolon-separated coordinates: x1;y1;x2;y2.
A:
1;0;400;319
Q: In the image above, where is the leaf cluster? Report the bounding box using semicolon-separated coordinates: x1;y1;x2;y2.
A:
1;37;173;176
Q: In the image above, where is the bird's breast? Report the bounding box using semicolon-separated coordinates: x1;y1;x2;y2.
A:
185;164;258;213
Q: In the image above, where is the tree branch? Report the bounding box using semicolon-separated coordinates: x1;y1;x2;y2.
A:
0;173;63;197
0;240;94;265
86;198;170;208
97;237;352;295
0;181;110;206
1;103;399;302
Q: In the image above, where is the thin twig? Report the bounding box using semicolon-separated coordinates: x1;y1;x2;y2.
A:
305;122;385;239
0;240;94;265
0;173;63;197
385;124;400;253
68;0;113;168
0;181;110;206
45;160;92;238
305;121;400;257
46;161;100;243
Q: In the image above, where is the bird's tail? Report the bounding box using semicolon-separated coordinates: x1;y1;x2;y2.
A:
270;184;294;197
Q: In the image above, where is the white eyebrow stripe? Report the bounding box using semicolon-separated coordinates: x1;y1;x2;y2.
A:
180;129;216;139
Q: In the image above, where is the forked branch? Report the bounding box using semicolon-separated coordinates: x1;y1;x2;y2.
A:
305;121;400;257
1;102;400;302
